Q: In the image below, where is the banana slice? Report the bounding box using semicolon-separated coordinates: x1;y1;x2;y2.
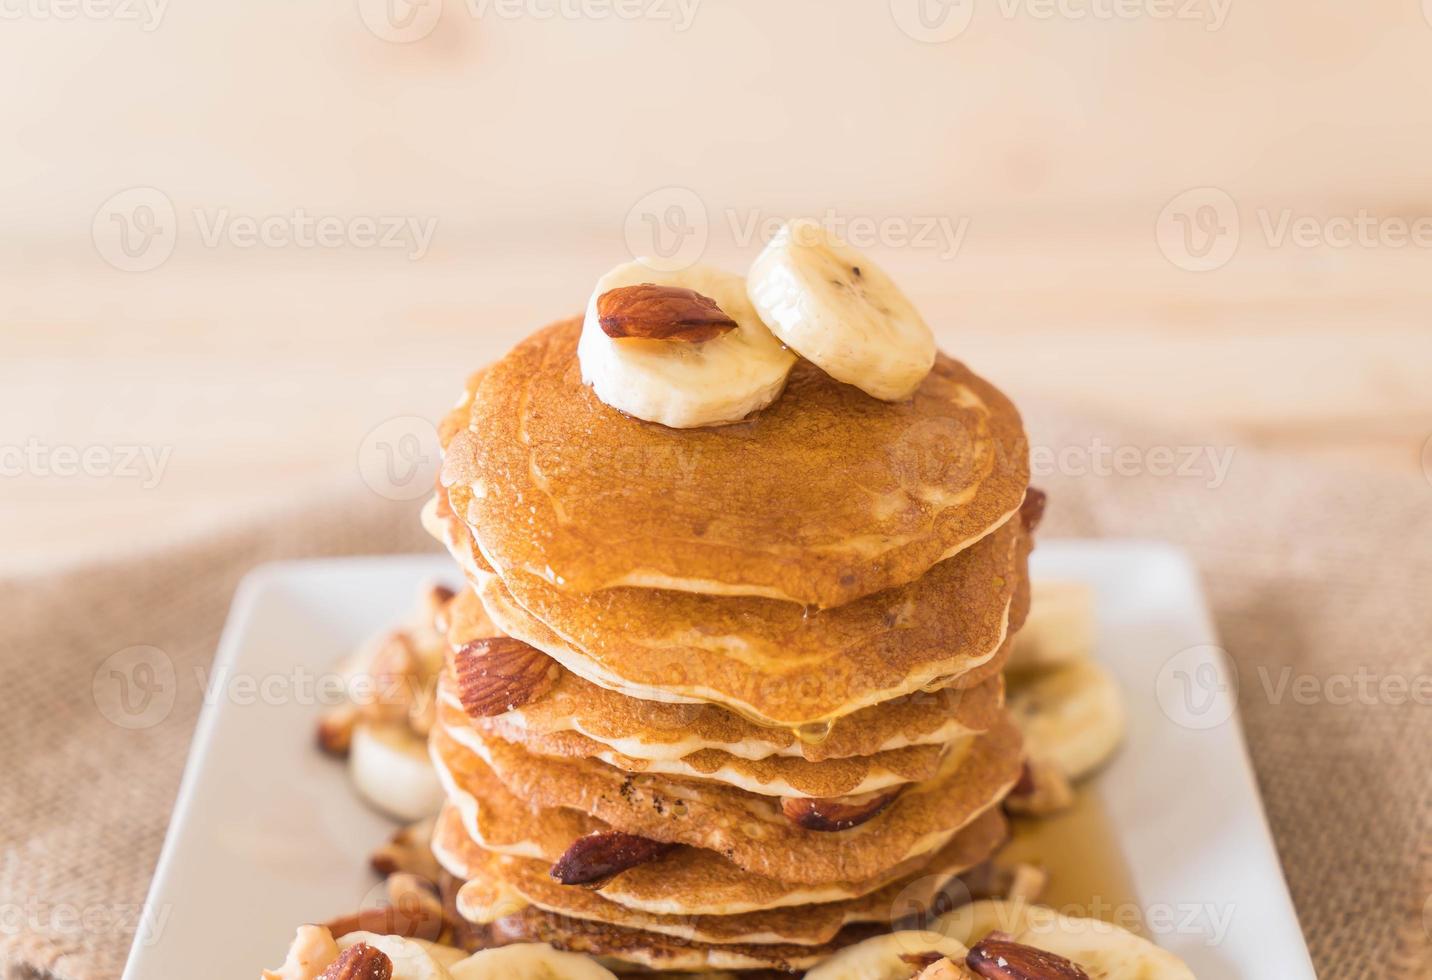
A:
1008;580;1096;676
801;931;970;979
938;901;1196;979
334;932;461;980
746;219;935;401
1009;659;1126;783
349;722;444;822
448;942;619;979
578;261;795;428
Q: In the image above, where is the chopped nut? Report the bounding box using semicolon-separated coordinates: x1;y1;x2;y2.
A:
966;937;1091;980
452;636;558;717
780;787;901;832
371;817;440;880
316;943;393;980
316;704;360;758
550;831;677;887
1003;759;1074;817
597;284;739;342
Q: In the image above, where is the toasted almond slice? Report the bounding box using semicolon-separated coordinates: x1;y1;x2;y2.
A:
550;831;678;887
966;937;1091;980
780;786;901;832
452;636;559;718
597;284;738;342
316;942;393;980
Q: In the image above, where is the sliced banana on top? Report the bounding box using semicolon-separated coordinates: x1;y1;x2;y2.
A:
447;942;619;979
938;901;1196;979
1008;659;1127;783
747;219;936;401
578;261;796;428
801;931;970;979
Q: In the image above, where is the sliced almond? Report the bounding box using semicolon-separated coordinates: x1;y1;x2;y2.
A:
316;703;359;758
780;786;900;832
1003;758;1074;817
966;937;1091;980
371;817;440;880
916;958;980;980
597;284;738;342
452;636;558;717
549;831;677;887
316;942;393;980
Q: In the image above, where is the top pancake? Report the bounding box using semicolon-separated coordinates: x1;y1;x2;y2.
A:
445;318;1029;608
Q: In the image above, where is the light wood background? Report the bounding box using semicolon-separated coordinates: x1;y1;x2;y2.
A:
3;0;1430;572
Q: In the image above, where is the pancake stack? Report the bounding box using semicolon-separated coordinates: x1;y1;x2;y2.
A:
421;318;1034;973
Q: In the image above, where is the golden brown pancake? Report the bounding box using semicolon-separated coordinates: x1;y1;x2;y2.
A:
435;706;1023;884
434;804;1005;946
440;585;1007;765
429;730;1006;916
484;907;886;973
444;319;1029;608
468;519;1025;727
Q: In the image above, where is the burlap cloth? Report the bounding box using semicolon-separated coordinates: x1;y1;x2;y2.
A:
2;403;1428;980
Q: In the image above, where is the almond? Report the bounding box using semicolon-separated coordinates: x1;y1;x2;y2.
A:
370;816;440;879
452;636;558;717
1003;758;1074;817
597;284;738;342
780;787;900;832
316;943;393;980
915;958;980;980
316;704;359;757
966;937;1091;980
550;831;677;887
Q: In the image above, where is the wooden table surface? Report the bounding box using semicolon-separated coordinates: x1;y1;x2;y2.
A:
3;2;1430;572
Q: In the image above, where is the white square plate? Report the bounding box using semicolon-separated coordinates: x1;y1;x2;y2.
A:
124;543;1315;979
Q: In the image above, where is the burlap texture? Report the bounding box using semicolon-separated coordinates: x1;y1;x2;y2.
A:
1;406;1428;979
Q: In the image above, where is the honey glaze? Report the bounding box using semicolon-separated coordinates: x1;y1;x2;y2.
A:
1002;789;1148;936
